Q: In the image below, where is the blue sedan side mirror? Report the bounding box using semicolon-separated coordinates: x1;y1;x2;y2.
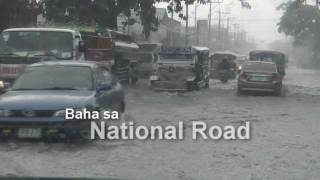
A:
0;82;11;94
4;82;11;89
97;82;112;92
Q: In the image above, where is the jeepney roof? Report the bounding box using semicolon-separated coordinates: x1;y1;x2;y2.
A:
138;42;162;45
3;28;77;34
30;60;100;69
250;50;285;56
138;43;161;53
211;51;237;56
115;41;139;49
192;46;210;52
160;46;194;55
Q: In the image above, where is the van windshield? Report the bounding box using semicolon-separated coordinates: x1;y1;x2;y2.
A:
159;54;194;62
1;31;74;59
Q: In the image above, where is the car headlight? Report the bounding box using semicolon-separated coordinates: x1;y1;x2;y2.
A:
53;108;92;119
0;110;12;117
0;81;4;88
150;75;159;81
186;76;196;82
53;110;66;117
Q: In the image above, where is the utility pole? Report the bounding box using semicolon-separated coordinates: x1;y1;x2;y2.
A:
194;4;199;29
233;23;237;42
226;18;230;35
216;10;230;46
218;4;221;41
185;1;189;45
208;1;212;47
194;4;200;45
208;0;223;48
170;0;174;45
226;17;230;45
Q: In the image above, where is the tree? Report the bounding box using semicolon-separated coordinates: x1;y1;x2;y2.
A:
278;0;320;64
43;0;140;29
43;0;210;39
0;0;41;31
139;0;159;39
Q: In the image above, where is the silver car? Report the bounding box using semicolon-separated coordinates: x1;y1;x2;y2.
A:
237;61;283;96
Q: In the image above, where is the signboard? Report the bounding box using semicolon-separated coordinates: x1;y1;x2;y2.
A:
160;46;193;55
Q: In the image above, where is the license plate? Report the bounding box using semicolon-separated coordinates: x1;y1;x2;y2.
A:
0;65;22;75
251;76;267;82
0;64;25;78
150;76;158;81
18;128;42;138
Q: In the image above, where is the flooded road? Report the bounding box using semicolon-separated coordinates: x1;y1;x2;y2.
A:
1;66;320;180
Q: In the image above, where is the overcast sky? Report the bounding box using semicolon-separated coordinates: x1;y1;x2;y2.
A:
157;0;296;45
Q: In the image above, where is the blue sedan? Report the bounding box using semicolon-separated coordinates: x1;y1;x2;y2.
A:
0;61;125;139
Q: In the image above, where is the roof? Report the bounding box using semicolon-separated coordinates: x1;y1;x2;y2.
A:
138;42;162;46
212;51;237;56
115;41;139;49
138;43;161;53
3;28;77;34
156;8;168;20
244;61;276;66
250;50;285;55
192;46;210;52
30;60;99;68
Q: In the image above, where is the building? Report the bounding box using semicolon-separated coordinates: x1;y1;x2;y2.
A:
118;8;184;45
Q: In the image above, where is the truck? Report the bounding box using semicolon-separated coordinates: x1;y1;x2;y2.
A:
0;28;85;92
249;50;288;76
81;29;140;84
0;27;140;93
136;43;161;78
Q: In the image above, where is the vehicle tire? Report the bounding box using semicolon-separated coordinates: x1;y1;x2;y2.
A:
129;63;139;85
221;78;228;83
186;81;196;91
130;76;138;85
78;129;91;140
111;102;125;121
120;101;126;113
237;86;244;95
205;79;210;89
274;83;282;96
219;75;229;83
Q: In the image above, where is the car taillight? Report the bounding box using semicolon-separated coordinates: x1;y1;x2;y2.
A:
239;72;247;81
272;74;282;81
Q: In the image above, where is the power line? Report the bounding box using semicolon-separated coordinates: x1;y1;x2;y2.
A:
210;18;279;22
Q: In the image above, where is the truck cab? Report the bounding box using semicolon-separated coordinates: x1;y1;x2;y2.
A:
80;29;140;85
0;28;85;93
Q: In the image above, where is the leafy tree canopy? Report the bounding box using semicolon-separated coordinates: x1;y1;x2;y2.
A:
0;0;41;31
0;0;237;39
43;0;210;39
278;0;320;56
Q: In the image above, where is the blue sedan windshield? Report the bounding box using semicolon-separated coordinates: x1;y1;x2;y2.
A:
12;66;94;90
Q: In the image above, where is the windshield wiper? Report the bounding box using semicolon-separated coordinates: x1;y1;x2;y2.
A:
42;87;81;90
11;88;41;91
32;54;62;60
12;87;81;91
0;52;18;56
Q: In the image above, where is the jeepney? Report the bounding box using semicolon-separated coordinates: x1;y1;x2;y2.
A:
137;43;161;78
210;52;237;80
249;50;288;76
150;46;210;91
81;29;140;84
